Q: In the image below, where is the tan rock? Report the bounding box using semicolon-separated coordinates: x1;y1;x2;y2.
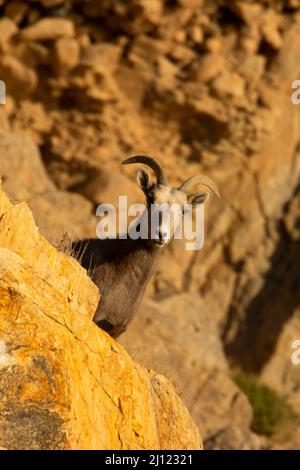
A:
261;11;283;50
288;0;300;8
212;70;245;98
0;18;18;48
0;128;95;241
81;43;122;73
0;56;37;99
173;30;187;44
205;37;222;53
53;37;80;71
238;54;266;82
202;264;237;332
21;18;75;41
11;101;52;143
169;44;196;64
73;169;143;206
0;185;201;450
0;109;9;131
189;26;204;45
194;53;225;83
241;36;260;54
0;129;54;201
233;2;263;24
120;294;253;441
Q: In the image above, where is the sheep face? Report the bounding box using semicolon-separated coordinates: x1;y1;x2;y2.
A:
122;155;219;249
137;173;210;249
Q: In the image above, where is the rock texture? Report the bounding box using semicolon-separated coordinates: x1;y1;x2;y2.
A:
0;185;201;450
120;294;264;449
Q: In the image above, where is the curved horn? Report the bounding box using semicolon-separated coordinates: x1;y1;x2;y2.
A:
122;155;167;185
179;175;220;198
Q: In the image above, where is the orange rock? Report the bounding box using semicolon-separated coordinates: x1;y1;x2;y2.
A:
53;37;80;71
21;18;75;42
0;56;37;99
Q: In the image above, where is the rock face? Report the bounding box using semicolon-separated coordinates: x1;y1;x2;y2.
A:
120;294;264;449
0;185;201;450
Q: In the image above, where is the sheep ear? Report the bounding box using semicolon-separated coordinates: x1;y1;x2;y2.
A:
137;169;151;192
188;191;210;206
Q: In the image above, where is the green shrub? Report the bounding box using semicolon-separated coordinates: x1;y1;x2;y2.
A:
233;372;298;436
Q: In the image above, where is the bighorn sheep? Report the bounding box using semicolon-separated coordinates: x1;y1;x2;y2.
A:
72;155;219;338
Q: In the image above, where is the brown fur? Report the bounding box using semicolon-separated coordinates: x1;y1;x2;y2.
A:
72;234;160;337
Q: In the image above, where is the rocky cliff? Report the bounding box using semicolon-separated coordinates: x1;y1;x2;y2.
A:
0;184;201;450
1;0;300;450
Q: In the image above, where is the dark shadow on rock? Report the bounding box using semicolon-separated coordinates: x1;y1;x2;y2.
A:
225;208;300;373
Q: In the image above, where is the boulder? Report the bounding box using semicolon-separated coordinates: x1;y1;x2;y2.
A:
21;18;75;42
52;37;80;71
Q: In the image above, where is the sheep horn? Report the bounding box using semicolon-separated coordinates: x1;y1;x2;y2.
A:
122;155;167;185
179;175;220;198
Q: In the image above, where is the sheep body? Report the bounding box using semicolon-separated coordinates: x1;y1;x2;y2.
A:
72;155;219;338
72;236;159;337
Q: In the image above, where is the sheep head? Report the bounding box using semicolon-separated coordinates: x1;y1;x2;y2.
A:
122;155;220;248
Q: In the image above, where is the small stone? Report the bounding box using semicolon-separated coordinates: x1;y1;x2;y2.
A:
233;2;263;24
261;23;283;50
174;30;186;44
205;37;222;53
77;33;91;49
169;44;196;64
190;25;204;44
241;35;260;54
0;18;18;48
81;43;122;73
287;0;300;8
53;37;80;71
156;56;178;91
0;56;37;99
0;108;9;131
21;18;75;42
212;71;245;99
238;55;266;82
195;53;225;83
